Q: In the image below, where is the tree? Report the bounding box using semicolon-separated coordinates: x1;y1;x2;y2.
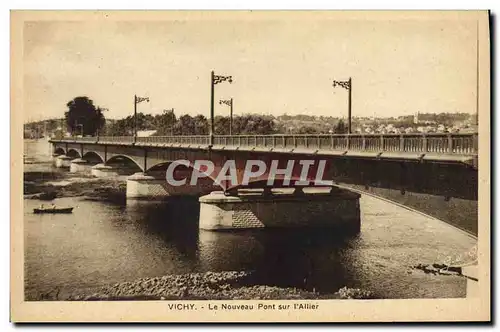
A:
65;96;105;136
334;119;347;134
298;126;319;134
214;116;231;135
193;115;209;135
105;116;133;136
154;109;177;135
134;113;155;131
233;115;276;134
174;114;196;135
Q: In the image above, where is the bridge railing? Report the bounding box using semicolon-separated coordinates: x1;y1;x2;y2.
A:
213;133;477;155
97;136;135;144
136;136;210;145
77;136;99;142
50;133;477;155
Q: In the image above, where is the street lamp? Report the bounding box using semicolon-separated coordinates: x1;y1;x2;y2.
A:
210;71;233;145
219;98;234;135
134;95;150;140
332;77;352;134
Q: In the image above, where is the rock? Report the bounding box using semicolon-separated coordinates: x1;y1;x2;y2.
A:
432;263;447;269
447;266;462;274
439;270;460;276
64;270;346;301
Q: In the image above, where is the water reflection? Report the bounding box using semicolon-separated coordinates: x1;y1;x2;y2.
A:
198;228;357;292
124;199;200;260
123;198;358;293
126;199;362;293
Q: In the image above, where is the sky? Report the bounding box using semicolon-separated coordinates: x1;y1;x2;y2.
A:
23;12;480;122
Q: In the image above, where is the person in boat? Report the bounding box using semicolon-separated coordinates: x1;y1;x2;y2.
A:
39;204;44;209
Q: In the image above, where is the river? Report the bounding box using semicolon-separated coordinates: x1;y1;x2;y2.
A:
23;139;477;299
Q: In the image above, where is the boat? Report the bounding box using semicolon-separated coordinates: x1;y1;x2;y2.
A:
33;206;74;214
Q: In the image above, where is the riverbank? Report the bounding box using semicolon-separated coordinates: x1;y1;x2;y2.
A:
29;271;375;301
24;169;127;202
28;265;468;301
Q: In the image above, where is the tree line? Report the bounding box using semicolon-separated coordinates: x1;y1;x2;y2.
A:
60;96;348;136
104;111;280;136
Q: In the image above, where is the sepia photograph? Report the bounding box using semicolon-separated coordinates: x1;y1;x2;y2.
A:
11;10;490;322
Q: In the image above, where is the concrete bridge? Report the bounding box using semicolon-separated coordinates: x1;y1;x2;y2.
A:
50;133;478;234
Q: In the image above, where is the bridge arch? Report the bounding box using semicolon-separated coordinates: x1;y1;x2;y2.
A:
145;161;175;173
66;148;81;158
106;155;144;172
53;147;66;155
145;161;224;191
82;151;104;164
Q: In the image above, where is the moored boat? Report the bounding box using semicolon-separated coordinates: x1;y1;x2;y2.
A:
33;206;74;214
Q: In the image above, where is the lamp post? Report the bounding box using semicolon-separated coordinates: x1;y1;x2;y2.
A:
219;98;234;135
332;77;352;134
134;95;150;140
210;71;233;145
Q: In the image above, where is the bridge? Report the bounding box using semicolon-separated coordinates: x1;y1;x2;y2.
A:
50;133;478;234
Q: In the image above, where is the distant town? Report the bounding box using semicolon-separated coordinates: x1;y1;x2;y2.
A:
24;110;477;139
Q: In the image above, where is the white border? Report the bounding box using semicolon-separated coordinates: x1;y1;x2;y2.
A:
5;2;497;330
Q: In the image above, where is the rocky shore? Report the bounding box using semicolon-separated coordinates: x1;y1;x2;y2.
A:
32;271;375;301
24;170;127;202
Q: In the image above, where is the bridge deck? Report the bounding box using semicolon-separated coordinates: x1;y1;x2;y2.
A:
51;133;478;166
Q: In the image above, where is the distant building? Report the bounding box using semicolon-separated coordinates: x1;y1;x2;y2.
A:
137;130;157;137
413;112;419;124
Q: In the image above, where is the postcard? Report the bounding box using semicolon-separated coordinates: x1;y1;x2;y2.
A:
11;10;490;322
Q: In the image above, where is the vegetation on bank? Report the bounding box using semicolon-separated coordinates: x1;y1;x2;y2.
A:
24;170;126;203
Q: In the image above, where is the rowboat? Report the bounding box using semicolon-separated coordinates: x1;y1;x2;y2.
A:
33;207;74;214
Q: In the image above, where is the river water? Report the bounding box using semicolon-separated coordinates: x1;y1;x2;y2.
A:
24;139;477;299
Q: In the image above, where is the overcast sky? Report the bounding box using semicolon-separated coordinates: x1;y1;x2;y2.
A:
23;12;479;121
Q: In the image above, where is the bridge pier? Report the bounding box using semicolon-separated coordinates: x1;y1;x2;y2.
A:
69;158;95;173
126;172;219;201
198;188;361;232
90;163;121;178
52;153;60;167
54;155;73;168
126;172;169;201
